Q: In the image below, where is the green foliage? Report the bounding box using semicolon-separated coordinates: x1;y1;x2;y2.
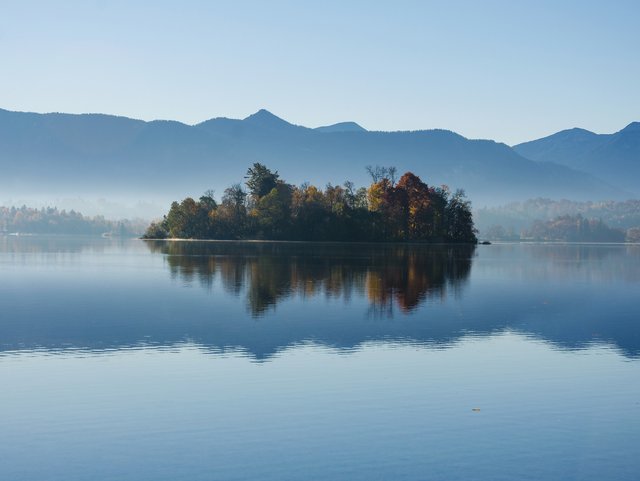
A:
148;164;477;243
212;183;248;239
445;190;477;243
163;198;213;238
142;221;168;239
252;183;292;239
245;163;280;200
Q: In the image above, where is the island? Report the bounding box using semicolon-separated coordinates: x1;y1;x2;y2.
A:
143;163;477;243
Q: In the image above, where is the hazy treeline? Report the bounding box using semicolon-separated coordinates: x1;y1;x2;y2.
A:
145;163;477;243
476;198;640;237
0;205;145;236
520;214;627;242
476;198;640;242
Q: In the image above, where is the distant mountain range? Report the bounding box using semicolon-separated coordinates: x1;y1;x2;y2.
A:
0;107;637;216
514;122;640;193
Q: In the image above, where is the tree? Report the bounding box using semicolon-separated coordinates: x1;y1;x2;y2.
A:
365;165;395;183
252;183;292;239
199;191;217;210
397;172;431;240
245;163;279;200
366;177;408;240
223;183;247;211
445;189;477;243
165;197;213;238
291;184;329;240
212;183;248;238
142;221;169;239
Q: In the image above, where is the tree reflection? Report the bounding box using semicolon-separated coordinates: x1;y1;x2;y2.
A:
2;240;638;359
145;241;475;316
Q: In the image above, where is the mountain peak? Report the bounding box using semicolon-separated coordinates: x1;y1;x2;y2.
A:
621;121;640;133
566;127;596;134
243;109;291;127
315;121;367;133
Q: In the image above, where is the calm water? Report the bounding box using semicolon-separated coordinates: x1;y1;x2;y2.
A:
1;237;639;480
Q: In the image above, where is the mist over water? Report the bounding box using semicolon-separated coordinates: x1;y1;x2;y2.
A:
0;193;167;220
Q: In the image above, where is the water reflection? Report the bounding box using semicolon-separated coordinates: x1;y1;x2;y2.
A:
145;241;475;316
0;234;120;254
0;239;638;359
466;243;640;286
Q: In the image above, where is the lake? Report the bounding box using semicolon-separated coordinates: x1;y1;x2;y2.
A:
1;237;638;480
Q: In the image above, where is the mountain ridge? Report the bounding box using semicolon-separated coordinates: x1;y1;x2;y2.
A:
315;121;367;133
0;107;632;217
514;121;640;193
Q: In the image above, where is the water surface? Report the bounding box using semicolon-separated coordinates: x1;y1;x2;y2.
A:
1;238;638;480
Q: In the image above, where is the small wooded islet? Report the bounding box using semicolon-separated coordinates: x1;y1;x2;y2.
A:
144;163;477;243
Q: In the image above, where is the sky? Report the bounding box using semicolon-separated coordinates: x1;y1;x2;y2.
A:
0;0;638;145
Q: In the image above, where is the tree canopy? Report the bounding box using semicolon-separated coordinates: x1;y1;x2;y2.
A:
144;164;477;243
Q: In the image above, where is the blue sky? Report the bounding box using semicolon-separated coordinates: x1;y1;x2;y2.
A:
0;0;638;144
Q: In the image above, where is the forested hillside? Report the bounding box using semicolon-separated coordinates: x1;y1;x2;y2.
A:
475;199;640;242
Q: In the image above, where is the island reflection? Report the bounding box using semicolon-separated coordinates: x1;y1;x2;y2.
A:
1;239;638;360
144;241;476;316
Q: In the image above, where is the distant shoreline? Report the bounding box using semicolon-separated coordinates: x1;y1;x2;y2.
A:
140;237;640;246
140;237;479;246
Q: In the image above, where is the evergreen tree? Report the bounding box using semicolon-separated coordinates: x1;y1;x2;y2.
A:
245;163;280;200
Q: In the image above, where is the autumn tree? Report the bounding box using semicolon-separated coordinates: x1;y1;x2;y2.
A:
396;172;431;240
147;164;477;243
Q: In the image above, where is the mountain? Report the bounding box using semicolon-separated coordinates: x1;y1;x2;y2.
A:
514;128;608;164
514;122;640;195
0;108;626;216
315;121;367;133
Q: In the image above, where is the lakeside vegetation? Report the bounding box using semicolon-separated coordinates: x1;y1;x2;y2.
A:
522;215;628;242
143;164;477;243
477;198;640;242
0;206;145;236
